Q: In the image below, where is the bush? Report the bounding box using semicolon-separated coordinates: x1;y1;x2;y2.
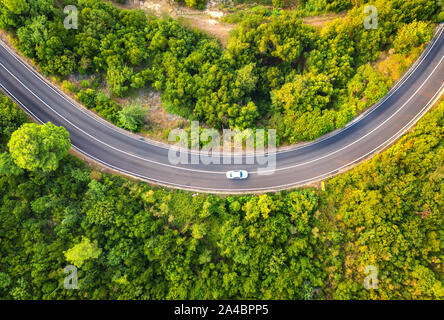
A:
118;105;146;132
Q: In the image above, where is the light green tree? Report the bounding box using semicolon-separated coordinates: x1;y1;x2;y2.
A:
2;0;29;14
8;122;71;173
393;21;433;54
65;236;102;268
235;64;258;94
0;152;23;176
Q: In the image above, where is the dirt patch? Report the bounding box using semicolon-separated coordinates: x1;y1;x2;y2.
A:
175;13;234;47
108;1;348;47
302;11;347;27
106;0;140;9
115;88;189;141
107;0;235;47
145;0;235;47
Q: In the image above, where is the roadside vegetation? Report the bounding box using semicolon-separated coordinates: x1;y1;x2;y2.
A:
0;0;440;145
115;0;357;12
0;90;442;299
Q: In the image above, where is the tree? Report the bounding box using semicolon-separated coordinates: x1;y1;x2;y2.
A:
0;94;28;151
393;21;434;54
2;0;29;15
107;64;133;97
235;64;258;95
271;73;333;114
272;0;285;9
8;122;71;173
0;152;23;176
65;236;102;268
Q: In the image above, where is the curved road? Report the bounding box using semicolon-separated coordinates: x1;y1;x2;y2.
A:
1;26;444;193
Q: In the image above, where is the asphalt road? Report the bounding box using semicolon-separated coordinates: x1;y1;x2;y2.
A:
1;26;443;193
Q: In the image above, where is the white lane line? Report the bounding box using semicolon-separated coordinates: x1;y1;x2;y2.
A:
0;83;44;125
2;79;443;193
73;83;444;192
1;46;443;177
1;47;443;176
0;65;226;174
274;24;444;153
5;45;442;175
0;24;443;157
256;54;444;174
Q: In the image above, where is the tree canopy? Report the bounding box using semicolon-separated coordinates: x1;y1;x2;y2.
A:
8;122;71;173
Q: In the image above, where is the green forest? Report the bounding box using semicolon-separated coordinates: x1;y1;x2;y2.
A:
0;0;441;143
0;90;442;299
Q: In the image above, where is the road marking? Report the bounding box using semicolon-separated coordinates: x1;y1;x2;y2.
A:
0;27;443;191
77;84;444;192
0;66;228;174
0;23;443;157
1;48;442;175
3;80;443;193
256;54;444;174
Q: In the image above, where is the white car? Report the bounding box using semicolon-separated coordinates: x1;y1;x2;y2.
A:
226;170;249;180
